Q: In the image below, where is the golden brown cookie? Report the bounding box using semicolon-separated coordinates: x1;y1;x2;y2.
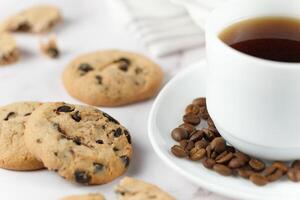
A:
61;193;105;200
24;102;132;185
63;50;163;107
0;5;61;33
0;102;44;170
0;32;19;65
115;177;175;200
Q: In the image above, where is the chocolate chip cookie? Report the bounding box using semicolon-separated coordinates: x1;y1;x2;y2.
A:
0;102;43;170
115;177;175;200
0;5;61;33
61;193;105;200
0;32;19;65
63;50;163;107
24;102;132;185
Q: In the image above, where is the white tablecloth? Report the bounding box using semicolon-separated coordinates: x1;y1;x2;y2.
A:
0;0;229;199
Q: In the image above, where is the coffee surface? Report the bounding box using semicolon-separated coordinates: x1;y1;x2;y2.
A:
219;17;300;63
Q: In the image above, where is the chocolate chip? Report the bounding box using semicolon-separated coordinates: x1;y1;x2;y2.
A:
120;156;130;168
135;67;143;74
124;130;131;144
73;137;81;145
102;112;119;124
113;147;119;151
119;64;129;71
53;123;65;134
114;128;123;137
47;48;59;58
56;105;74;113
95;75;102;84
16;22;31;32
114;57;131;67
74;170;91;184
78;63;93;74
36;139;42;143
71;111;81;122
171;128;189;141
93;163;104;172
24;112;31;116
96;140;103;144
4;112;16;121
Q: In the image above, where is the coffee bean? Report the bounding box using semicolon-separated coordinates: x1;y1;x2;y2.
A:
179;140;188;148
249;173;268;186
202;158;216;169
120;156;130;168
262;166;276;176
189;147;206;161
216;151;233;164
203;128;215;141
213;164;232;176
179;123;195;134
71;111;81;122
93;163;104;173
124;130;131;144
183;113;201;125
171;145;187;157
195;140;209;149
206;145;212;158
102;112;119;124
272;161;288;174
78;63;94;74
74;170;91;184
171;128;189;141
226;145;236;153
291;160;300;169
199;109;210;120
249;158;265;172
192;97;206;107
3;112;16;121
287;168;300;182
184;141;195;151
210;137;226;153
228;157;245;169
185;104;200;115
189;130;204;142
207;117;215;128
238;168;254;179
267;169;283;182
234;152;250;163
56;105;75;113
95;75;103;84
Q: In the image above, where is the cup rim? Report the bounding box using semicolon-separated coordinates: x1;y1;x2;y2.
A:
206;2;300;70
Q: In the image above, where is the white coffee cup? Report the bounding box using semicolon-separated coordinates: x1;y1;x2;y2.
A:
205;0;300;160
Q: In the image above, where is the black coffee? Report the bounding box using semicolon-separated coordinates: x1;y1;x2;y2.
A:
219;17;300;63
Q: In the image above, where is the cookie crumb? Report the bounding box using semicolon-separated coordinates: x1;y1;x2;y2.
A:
40;35;59;58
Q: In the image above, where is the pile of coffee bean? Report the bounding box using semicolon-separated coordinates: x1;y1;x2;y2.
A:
170;97;300;186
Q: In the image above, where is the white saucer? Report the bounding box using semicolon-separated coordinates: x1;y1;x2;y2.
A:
148;60;300;200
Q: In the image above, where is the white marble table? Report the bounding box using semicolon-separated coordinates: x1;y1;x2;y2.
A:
0;0;231;199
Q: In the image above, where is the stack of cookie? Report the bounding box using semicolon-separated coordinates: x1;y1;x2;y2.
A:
0;101;132;185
